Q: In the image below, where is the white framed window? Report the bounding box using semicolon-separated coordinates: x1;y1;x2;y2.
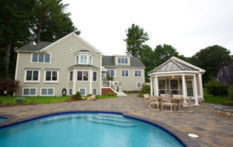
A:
93;72;97;81
159;80;166;90
69;71;73;81
77;71;88;81
69;89;73;95
121;70;129;77
41;88;54;96
44;70;59;82
137;82;142;88
24;70;40;82
22;88;36;96
107;69;115;77
79;88;86;96
80;54;88;64
169;79;179;90
32;53;50;63
117;57;129;65
134;70;142;77
92;88;97;95
89;56;92;64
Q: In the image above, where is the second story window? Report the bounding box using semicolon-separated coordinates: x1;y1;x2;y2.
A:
32;53;50;63
135;70;141;77
76;54;93;65
122;70;129;77
107;69;115;77
45;70;58;82
80;55;88;64
25;70;40;82
118;57;128;65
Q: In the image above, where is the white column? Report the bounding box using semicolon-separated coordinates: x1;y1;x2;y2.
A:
198;72;203;99
182;74;187;104
150;77;153;96
72;69;76;95
193;74;199;105
89;69;93;95
154;76;159;97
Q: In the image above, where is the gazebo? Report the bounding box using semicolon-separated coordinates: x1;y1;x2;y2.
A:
148;57;205;105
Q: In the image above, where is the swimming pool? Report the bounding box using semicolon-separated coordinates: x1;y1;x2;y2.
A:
0;112;184;147
0;117;6;123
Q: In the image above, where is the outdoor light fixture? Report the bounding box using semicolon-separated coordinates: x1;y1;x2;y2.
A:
170;75;175;79
188;133;199;138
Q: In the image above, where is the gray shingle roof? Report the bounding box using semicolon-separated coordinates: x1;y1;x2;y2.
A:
102;56;144;67
15;42;52;52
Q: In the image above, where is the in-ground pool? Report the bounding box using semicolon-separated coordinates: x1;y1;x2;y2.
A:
0;112;184;147
0;117;6;123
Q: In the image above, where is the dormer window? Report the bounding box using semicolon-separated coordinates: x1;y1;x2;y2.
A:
32;53;50;63
76;54;92;65
117;57;129;65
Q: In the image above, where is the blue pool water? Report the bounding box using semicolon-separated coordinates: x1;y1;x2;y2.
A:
0;117;6;123
0;113;184;147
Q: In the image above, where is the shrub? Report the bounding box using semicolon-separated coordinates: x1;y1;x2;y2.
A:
229;84;233;100
103;93;116;96
0;78;19;96
138;84;150;97
71;92;82;100
206;80;228;96
85;94;92;99
123;90;139;94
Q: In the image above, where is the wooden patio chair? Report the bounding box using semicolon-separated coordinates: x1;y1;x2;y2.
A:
182;97;192;111
143;94;150;105
149;99;160;110
161;97;177;111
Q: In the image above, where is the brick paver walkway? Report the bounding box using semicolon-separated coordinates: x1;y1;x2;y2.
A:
0;94;233;147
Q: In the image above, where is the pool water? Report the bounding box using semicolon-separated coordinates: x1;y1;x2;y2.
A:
0;113;184;147
0;117;6;123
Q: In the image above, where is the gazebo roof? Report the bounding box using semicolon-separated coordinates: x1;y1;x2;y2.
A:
149;56;205;74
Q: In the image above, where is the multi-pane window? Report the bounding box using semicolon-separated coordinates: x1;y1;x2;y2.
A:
92;88;97;95
32;53;50;63
122;70;128;77
23;88;36;96
45;71;58;82
25;70;39;81
80;55;88;64
135;70;141;77
93;72;97;81
69;71;73;81
77;71;88;81
159;80;166;90
80;88;86;96
69;89;73;95
170;80;179;90
107;69;115;77
89;56;92;64
118;57;128;65
41;88;54;96
137;82;142;88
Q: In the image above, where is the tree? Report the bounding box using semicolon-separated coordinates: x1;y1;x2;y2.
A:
124;24;149;57
32;0;80;42
190;45;232;84
0;0;34;77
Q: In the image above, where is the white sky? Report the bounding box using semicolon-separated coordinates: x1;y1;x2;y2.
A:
63;0;233;57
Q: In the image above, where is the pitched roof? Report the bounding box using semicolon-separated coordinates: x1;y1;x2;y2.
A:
149;56;205;73
102;56;144;67
15;41;52;52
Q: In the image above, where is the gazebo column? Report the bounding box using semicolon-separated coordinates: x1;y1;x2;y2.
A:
181;74;187;104
154;76;159;97
150;77;153;96
193;74;199;105
198;72;203;99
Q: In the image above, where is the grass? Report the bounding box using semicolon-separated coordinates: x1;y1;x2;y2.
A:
96;95;117;99
203;88;233;106
0;96;71;105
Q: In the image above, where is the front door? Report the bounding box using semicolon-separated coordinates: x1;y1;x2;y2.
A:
186;80;193;97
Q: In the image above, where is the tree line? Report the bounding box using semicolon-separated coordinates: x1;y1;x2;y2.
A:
124;24;233;84
0;0;79;78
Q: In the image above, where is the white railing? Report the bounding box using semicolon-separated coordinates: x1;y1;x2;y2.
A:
102;81;121;92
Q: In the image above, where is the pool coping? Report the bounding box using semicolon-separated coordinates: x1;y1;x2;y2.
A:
0;110;200;147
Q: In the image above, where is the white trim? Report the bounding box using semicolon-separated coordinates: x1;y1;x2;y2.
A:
169;79;180;90
77;70;89;82
99;56;102;95
79;54;89;65
40;87;55;96
31;53;51;64
79;88;86;96
22;87;37;96
89;69;93;95
121;69;129;77
115;57;130;66
134;69;142;78
69;88;73;96
24;69;40;83
44;70;59;83
15;53;19;80
148;70;199;76
158;79;167;90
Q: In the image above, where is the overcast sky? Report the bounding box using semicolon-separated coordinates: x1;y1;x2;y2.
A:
63;0;233;57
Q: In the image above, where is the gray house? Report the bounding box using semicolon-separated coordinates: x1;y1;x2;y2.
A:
14;32;145;97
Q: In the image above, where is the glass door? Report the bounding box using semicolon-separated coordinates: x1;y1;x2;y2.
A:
186;80;193;97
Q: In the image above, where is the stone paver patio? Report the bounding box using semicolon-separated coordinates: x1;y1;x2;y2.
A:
0;94;233;147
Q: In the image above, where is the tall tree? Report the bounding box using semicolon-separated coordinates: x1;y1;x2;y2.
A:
190;45;232;84
0;0;34;77
124;24;149;57
32;0;80;42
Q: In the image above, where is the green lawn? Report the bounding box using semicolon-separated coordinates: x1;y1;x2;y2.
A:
96;95;117;99
204;89;233;106
0;96;71;105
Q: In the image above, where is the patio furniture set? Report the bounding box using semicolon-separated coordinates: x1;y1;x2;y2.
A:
144;94;191;111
